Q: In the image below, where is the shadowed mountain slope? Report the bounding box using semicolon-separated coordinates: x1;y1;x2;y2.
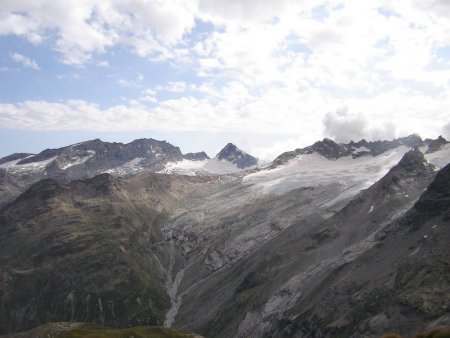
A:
0;172;213;335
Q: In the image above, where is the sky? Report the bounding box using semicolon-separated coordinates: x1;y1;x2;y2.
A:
1;0;450;160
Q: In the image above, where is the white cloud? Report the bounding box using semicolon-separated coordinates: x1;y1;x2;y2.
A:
97;60;109;67
10;52;40;70
0;0;199;65
117;79;142;88
156;81;187;93
140;89;158;103
249;136;312;163
323;109;368;143
0;0;449;147
443;121;450;139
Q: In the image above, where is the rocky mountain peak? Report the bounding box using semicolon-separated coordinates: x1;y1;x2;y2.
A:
393;148;431;174
425;135;448;153
217;143;258;169
183;151;210;161
398;133;423;147
308;138;351;159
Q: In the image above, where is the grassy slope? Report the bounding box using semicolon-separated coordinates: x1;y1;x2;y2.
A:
5;322;204;338
0;173;212;335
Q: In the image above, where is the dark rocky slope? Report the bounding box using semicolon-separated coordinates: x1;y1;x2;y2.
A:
217;143;258;169
3;322;204;338
0;170;27;208
183;152;210;161
0;172;213;335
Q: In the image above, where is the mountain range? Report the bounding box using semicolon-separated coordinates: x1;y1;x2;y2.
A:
0;134;449;337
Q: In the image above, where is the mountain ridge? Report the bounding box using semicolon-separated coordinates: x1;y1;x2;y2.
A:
271;134;446;167
0;134;449;336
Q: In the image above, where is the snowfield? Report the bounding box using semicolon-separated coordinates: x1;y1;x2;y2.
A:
243;146;412;198
0;156;56;174
102;157;145;176
61;150;96;169
425;143;450;169
160;159;209;175
162;157;256;175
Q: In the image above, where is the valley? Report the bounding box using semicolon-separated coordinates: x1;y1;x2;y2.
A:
0;135;449;337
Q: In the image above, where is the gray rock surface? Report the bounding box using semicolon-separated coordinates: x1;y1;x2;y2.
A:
183;152;210;161
217;143;258;169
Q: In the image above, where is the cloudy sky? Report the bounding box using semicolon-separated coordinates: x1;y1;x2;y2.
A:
1;0;450;160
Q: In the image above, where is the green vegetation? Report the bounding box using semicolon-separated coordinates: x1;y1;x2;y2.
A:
56;325;196;338
7;323;202;338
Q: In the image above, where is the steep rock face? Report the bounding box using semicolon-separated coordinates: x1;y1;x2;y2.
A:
413;161;450;218
183;152;210;161
298;138;352;159
216;143;258;169
0;172;213;335
0;170;26;208
425;135;448;153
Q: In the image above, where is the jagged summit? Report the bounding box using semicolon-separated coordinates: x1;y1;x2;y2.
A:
303;138;351;159
425;135;448;153
183;151;210;161
1;138;184;181
216;143;258;169
393;149;432;173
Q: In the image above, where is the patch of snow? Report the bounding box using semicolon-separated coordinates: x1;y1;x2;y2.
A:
161;157;256;176
0;158;26;168
368;205;374;213
353;146;370;154
419;145;428;154
160;159;209;175
425;143;450;169
61;150;95;169
0;156;56;174
202;157;247;174
243;146;411;203
103;157;144;175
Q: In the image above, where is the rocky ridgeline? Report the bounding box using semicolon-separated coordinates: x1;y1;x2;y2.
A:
271;134;448;167
183;152;210;161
